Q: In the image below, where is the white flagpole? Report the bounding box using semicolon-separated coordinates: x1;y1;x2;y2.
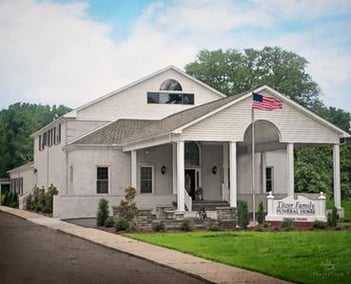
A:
251;105;256;223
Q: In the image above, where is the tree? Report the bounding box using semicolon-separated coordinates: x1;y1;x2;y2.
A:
0;103;71;177
185;47;321;109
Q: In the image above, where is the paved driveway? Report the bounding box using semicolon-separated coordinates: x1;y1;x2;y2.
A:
0;212;207;284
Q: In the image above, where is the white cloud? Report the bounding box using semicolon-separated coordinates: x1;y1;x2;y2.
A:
0;0;350;112
0;0;122;108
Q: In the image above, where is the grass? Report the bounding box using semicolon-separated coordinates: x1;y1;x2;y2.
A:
127;230;351;284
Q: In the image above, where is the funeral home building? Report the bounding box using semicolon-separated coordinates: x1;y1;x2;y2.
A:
9;66;350;219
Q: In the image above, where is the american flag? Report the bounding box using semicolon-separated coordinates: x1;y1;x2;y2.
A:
252;92;283;110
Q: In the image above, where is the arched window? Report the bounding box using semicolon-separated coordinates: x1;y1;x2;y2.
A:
160;79;182;91
185;142;200;167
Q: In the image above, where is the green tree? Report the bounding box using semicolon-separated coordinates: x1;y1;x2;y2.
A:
185;47;321;109
0;103;71;177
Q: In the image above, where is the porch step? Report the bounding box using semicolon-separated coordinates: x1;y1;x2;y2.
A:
192;200;230;211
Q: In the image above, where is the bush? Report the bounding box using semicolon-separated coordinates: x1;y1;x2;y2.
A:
207;222;220;231
115;218;129;231
97;198;109;226
313;220;327;229
257;201;265;225
263;222;271;229
328;207;338;227
3;191;19;208
26;193;34;210
180;220;192;231
116;187;138;222
42;184;58;213
104;216;115;228
237;200;249;229
152;221;165;232
281;219;294;230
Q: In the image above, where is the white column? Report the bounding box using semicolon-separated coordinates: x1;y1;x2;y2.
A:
223;143;229;201
287;143;294;196
172;143;177;194
229;141;237;207
177;141;185;211
261;152;266;193
131;150;137;188
333;144;341;209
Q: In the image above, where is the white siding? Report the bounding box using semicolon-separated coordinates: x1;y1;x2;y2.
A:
68;148;130;195
182;97;340;144
137;144;173;196
66;120;107;143
201;144;222;200
77;69;222;121
33;122;67;192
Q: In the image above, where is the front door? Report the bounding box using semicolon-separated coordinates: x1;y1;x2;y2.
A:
185;169;201;200
185;169;196;200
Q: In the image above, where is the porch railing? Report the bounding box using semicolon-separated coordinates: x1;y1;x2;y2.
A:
184;189;192;211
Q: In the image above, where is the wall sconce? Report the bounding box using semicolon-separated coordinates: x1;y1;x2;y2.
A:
33;168;38;174
212;166;217;175
161;165;166;175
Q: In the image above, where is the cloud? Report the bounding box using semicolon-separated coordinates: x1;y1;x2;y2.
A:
0;0;122;108
0;0;350;112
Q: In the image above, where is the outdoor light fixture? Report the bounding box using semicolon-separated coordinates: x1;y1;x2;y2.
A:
161;165;166;175
212;166;217;175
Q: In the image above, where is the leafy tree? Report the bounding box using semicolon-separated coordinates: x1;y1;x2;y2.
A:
0;103;71;177
185;47;321;109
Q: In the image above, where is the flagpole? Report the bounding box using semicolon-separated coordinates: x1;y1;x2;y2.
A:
251;105;256;224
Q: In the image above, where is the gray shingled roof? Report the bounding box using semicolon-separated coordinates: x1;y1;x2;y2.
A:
73;119;156;145
73;91;249;146
123;91;248;143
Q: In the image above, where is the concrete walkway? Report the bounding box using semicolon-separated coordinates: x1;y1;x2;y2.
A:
0;206;290;284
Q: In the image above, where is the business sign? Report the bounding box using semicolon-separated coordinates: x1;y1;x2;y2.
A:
265;193;326;222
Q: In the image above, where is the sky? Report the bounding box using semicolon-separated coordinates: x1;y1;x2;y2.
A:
0;0;350;112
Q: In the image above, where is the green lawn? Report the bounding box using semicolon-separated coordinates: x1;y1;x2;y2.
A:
127;231;351;284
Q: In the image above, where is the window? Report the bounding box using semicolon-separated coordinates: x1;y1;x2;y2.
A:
140;166;153;193
39;123;62;151
160;79;182;91
265;167;273;192
147;92;194;105
96;167;109;194
185;142;200;167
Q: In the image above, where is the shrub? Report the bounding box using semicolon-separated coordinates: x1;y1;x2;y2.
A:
180;220;192;231
9;192;18;208
26;193;34;210
116;187;138;222
97;198;109;226
327;207;338;227
104;216;115;228
152;221;165;232
263;222;271;229
207;222;220;231
313;220;327;229
281;219;294;230
257;201;265;225
42;184;58;213
237;200;249;229
115;218;129;231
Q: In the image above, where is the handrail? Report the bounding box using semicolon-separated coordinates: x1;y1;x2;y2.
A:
184;189;192;211
18;191;30;209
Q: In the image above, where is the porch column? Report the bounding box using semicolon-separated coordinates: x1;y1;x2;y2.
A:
176;141;185;211
222;143;229;201
229;141;237;207
172;143;177;194
131;150;137;188
287;143;294;196
333;144;341;209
